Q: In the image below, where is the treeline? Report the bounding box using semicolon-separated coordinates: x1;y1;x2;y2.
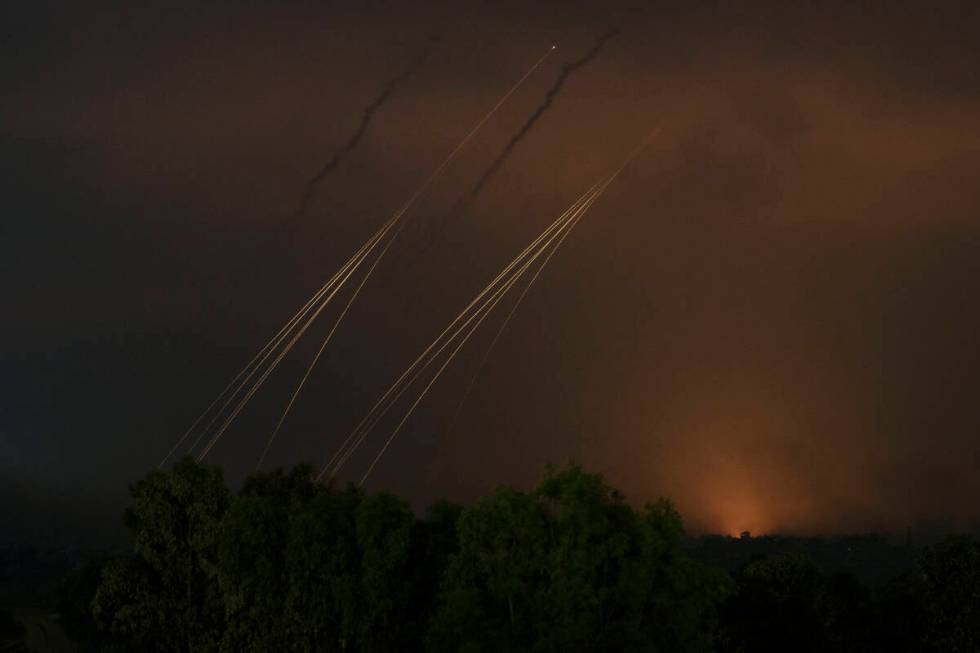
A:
688;533;917;586
60;459;980;652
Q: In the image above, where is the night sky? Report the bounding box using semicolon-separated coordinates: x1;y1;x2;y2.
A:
3;0;980;544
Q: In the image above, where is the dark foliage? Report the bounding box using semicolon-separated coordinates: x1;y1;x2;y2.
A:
57;460;980;652
0;609;24;641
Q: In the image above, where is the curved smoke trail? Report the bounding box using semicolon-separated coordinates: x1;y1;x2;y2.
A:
461;28;619;206
234;40;437;291
295;41;437;215
401;29;619;275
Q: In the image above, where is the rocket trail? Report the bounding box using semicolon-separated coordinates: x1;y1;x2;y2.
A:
329;128;658;486
396;30;617;277
253;233;397;471
358;256;542;487
461;28;620;207
242;45;558;468
318;182;607;483
441;125;664;440
355;198;605;487
196;229;387;461
161;221;388;466
163;46;554;466
317;188;601;482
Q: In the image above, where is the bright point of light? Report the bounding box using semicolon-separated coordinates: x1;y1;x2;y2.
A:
551;45;557;50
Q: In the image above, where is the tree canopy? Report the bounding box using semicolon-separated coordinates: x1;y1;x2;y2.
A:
59;459;980;652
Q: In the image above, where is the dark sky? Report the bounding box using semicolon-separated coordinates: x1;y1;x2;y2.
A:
3;0;980;544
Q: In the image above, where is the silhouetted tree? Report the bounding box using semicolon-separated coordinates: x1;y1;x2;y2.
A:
59;555;124;651
222;466;424;651
916;535;980;652
872;568;927;652
427;465;729;652
92;457;230;652
215;466;314;651
719;553;826;652
818;572;875;652
352;491;417;651
74;459;980;652
404;500;463;650
281;480;364;650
